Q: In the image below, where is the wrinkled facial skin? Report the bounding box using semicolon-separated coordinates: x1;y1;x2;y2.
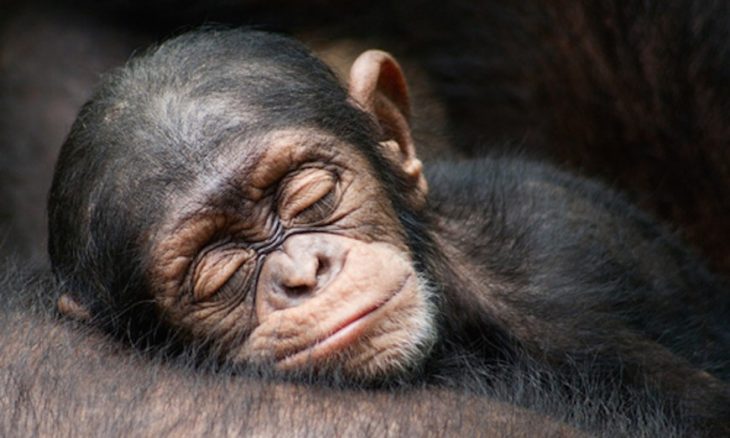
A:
151;129;436;380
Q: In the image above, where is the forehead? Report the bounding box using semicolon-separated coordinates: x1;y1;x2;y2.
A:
156;127;359;227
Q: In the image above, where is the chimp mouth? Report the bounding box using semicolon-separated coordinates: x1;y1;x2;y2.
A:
276;274;413;369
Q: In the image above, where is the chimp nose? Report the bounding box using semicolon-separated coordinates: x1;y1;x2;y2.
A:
277;251;321;297
257;235;338;310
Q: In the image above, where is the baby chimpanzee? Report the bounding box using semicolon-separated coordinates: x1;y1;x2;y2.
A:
49;29;729;435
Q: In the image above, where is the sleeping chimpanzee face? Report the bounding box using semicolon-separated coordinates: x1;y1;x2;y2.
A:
150;128;436;378
50;30;436;380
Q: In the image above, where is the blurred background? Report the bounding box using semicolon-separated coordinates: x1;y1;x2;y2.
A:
2;0;729;278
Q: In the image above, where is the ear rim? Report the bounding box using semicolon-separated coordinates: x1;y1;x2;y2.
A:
348;50;428;210
348;50;411;121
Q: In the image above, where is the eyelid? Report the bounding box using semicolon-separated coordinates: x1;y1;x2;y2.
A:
278;168;338;221
193;248;253;301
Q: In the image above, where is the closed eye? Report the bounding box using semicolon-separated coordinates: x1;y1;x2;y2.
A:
278;168;339;224
294;188;338;224
193;247;255;301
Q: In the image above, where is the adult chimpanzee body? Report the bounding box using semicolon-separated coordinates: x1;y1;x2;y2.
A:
48;29;730;435
4;266;597;437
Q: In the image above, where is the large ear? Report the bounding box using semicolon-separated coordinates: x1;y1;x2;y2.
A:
57;293;92;322
349;50;428;210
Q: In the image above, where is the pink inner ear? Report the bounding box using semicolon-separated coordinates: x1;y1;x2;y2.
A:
58;293;92;321
375;57;411;121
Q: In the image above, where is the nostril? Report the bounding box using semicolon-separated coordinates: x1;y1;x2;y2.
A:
282;284;311;297
316;255;329;279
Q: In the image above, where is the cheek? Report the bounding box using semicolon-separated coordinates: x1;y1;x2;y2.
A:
335;274;438;379
335;172;408;249
168;298;258;356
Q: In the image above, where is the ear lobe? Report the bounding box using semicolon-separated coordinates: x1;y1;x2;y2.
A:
57;293;92;322
349;50;428;210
